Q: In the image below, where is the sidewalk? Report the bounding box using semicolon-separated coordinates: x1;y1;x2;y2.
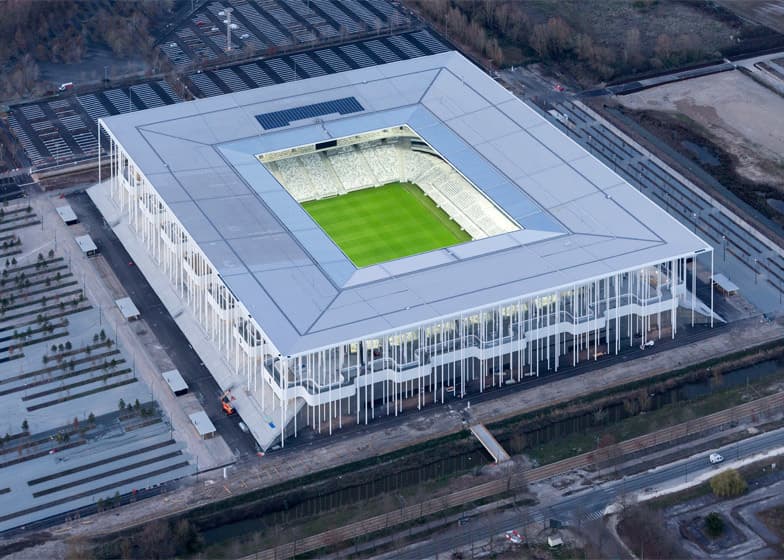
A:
32;190;234;473
87;180;289;451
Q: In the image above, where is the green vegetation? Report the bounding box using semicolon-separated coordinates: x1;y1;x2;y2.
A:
710;469;747;498
302;182;471;267
523;368;780;466
705;512;725;537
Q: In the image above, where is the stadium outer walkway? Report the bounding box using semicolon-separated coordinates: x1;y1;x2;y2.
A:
33;301;784;546
87;181;287;451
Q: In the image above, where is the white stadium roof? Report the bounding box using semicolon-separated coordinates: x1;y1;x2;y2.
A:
101;52;709;355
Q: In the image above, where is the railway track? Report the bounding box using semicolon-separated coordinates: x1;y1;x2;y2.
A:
245;390;784;560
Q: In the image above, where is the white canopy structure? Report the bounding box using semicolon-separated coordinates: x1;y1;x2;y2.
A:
98;51;713;449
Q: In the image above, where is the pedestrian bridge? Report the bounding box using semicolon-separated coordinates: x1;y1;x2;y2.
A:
470;424;510;463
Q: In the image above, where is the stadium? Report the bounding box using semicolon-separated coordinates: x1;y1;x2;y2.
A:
95;52;714;450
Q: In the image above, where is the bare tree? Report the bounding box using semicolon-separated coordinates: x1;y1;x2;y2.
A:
623;28;642;68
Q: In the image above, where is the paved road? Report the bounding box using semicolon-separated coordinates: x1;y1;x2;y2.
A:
394;428;784;559
66;191;257;458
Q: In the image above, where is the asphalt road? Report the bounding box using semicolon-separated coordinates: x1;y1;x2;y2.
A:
396;428;784;559
66;191;257;458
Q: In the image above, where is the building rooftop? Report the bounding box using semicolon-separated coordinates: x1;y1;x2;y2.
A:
188;410;216;438
75;234;97;255
115;297;140;320
161;369;188;394
101;52;710;355
56;204;78;224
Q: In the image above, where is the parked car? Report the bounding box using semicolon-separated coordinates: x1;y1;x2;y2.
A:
709;452;724;464
505;530;523;544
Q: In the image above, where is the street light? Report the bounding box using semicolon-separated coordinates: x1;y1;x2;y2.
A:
722;234;726;263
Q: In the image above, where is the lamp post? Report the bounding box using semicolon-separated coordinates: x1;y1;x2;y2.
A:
722;234;726;263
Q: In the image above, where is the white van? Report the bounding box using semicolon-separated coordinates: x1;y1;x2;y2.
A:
709;453;724;464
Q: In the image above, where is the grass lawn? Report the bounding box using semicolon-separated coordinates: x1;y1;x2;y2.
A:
302;182;471;267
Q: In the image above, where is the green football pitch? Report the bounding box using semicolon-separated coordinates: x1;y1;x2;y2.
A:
302;182;471;267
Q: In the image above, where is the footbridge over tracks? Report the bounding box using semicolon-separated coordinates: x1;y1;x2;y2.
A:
470;424;510;463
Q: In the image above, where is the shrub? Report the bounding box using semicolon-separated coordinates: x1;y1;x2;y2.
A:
705;512;724;537
710;469;747;498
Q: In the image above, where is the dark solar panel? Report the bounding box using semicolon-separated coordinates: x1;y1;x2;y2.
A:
255;97;364;129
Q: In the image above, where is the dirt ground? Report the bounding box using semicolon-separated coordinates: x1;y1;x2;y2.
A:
758;505;784;549
618;70;784;188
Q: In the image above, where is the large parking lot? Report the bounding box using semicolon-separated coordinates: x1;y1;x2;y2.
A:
6;26;448;171
6;80;181;170
161;0;412;69
184;28;448;96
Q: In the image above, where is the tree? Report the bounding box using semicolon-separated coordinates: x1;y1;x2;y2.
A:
65;340;72;350
21;419;28;432
73;417;79;431
530;17;573;60
654;33;674;65
623;28;642;68
705;512;724;537
88;412;95;425
710;469;747;498
118;398;126;411
618;504;683;558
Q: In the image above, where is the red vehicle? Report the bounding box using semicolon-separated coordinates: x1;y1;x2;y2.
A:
505;530;524;544
220;390;236;415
